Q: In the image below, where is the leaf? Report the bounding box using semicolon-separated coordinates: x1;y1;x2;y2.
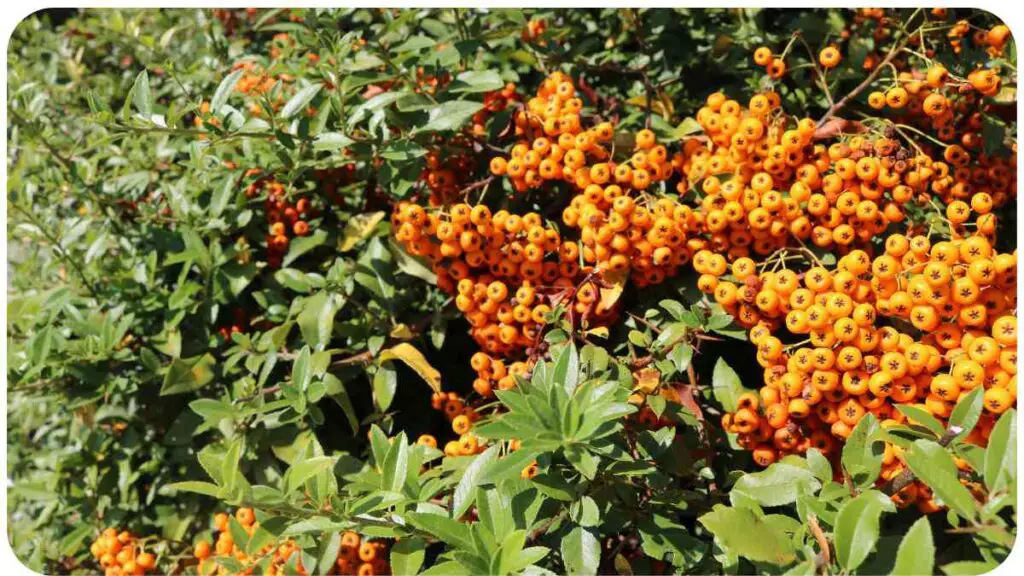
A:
673;117;702;138
731;462;820;507
132;70;151;117
711;359;744;412
477;449;540;486
373;362;398;412
638;515;705;569
283;229;328;266
313;132;355;151
984;409;1016;494
905;440;978;521
381;435;409;493
286;456;336;493
411;100;484;134
211;69;244;114
941;560;999;575
297;291;341;350
390;537;426;576
895;405;946;438
833;491;895;571
947;387;984;439
699;505;796;565
280;83;323;119
561;526;600;576
890;516;934;576
806;448;833;485
59;523;93;557
389;238;437;283
599;269;628;311
340;211;386;252
160;354;216;395
275;268;312;293
452;445;500;519
405;513;473;551
378;343;441;393
291;346;312;392
162;481;222;497
448;70;505;93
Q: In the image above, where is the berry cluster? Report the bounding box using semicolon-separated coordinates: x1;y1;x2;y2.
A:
193;509;392;576
89;528;156;576
392;200;614;354
712;229;1015;510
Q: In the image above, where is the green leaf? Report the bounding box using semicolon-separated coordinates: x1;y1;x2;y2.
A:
896;405;946;438
381;435;410;493
373;362;398;412
947;387;984;439
411;100;484;134
390;537;426;576
561;525;600;576
313;132;355;151
280;83;323;119
59;524;93;557
297;291;341;350
132;70;151;117
160;354;216;395
448;70;505;93
806;448;833;485
833;491;895;571
211;69;244;114
941;560;999;575
905;439;978;521
405;513;473;551
731;462;820;507
275;268;312;293
552;342;579;393
477;449;539;486
842;413;883;485
162;481;222;497
699;505;796;565
291;346;312;392
286;456;336;493
283;228;328;266
638;515;705;569
889;516;934;576
452;445;500;519
984;409;1016;494
711;358;744;412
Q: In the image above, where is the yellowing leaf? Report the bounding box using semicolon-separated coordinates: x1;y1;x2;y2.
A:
339;211;386;252
599;269;628;311
633;367;660;395
624;94;669;117
378;343;441;393
390;323;414;340
585;327;609;339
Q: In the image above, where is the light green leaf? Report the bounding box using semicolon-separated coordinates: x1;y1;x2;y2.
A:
890;516;934;576
834;491;895;571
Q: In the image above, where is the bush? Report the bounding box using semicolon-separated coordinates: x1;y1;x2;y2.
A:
6;7;1017;575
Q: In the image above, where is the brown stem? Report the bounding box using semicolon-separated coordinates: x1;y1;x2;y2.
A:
817;34;912;127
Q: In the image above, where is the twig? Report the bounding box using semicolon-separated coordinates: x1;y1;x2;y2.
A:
817;34;913;127
809;514;832;571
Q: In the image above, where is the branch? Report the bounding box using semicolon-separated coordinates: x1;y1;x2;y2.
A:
817;33;913;127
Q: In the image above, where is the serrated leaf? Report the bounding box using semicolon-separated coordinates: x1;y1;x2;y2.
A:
834;491;896;571
890;516;934;576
